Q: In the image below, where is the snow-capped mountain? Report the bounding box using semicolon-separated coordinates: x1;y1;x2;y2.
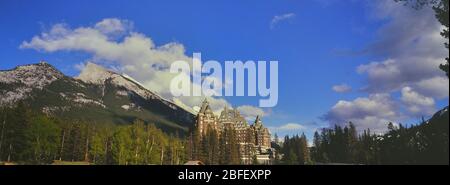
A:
0;61;64;105
0;61;194;133
76;62;179;110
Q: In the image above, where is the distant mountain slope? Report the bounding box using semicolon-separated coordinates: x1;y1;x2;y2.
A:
420;106;449;164
398;106;449;164
0;61;194;134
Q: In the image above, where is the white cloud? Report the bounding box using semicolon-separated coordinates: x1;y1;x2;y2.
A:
174;96;231;115
236;105;266;121
20;21;188;99
270;13;295;29
357;0;448;96
74;62;86;71
94;18;133;35
415;76;449;99
401;86;435;116
326;0;449;134
357;57;446;94
332;83;352;93
20;18;262;115
278;123;305;130
324;93;400;133
268;123;306;135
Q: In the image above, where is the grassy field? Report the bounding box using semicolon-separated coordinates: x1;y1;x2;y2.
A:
51;160;90;165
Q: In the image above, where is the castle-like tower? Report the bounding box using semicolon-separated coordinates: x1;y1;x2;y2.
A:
219;106;251;145
195;99;271;151
251;116;271;149
196;99;219;136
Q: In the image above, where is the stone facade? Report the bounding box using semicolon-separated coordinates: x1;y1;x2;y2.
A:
251;115;271;150
196;99;219;135
195;99;272;162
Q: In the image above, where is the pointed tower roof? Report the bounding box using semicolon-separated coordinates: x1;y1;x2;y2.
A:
233;108;240;116
254;115;263;128
220;104;232;120
199;98;210;113
255;115;261;122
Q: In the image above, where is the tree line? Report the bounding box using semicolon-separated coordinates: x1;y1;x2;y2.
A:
289;0;450;165
275;116;448;165
1;103;448;165
0;102;252;165
186;125;246;165
310;120;448;165
0;103;252;165
278;133;310;165
0;103;185;165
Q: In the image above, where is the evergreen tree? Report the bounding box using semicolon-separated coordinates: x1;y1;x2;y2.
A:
272;133;281;164
299;133;310;164
89;124;113;164
24;114;60;164
111;126;132;165
311;131;321;162
285;149;298;165
130;120;145;164
3;102;29;162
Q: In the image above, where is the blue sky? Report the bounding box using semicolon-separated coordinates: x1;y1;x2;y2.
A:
1;0;448;141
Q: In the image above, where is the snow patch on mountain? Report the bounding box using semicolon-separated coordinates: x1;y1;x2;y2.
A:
439;107;448;116
121;73;146;89
42;106;71;115
77;62;180;111
116;90;128;96
72;94;106;108
0;61;63;88
1;61;194;126
121;104;130;110
0;61;63;105
0;87;33;105
76;62;116;84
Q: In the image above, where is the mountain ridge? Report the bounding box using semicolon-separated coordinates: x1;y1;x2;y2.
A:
0;61;195;134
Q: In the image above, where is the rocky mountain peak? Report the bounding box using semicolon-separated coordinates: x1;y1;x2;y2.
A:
0;61;64;88
75;62;176;106
76;62;117;84
1;61;194;131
